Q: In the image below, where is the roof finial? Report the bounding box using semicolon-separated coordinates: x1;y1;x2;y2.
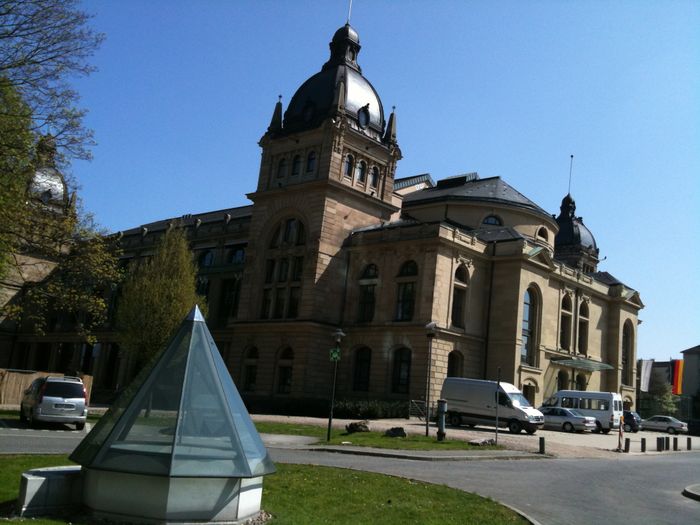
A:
347;0;353;24
568;154;574;195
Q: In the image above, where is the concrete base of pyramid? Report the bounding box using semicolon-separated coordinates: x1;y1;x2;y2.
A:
82;468;264;523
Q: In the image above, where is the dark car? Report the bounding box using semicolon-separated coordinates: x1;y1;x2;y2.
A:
623;410;641;432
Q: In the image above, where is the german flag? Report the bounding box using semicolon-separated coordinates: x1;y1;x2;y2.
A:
672;359;684;395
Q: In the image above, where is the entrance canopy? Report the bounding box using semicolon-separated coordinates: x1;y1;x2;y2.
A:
551;357;614;372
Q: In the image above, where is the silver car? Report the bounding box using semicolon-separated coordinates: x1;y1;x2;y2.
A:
641;415;688;434
539;407;597;432
20;376;87;430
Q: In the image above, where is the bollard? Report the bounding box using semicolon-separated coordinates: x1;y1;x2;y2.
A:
673;437;678;451
436;399;447;442
657;437;664;452
688;437;692;451
539;436;545;455
665;436;670;450
641;438;646;453
624;438;630;453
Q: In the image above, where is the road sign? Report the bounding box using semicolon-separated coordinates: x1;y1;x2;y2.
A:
329;347;341;361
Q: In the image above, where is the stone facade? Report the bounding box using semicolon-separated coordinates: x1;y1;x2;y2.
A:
0;24;643;411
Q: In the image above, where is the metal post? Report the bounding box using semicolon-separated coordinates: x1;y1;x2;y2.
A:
539;437;545;454
495;367;501;446
688;437;692;451
641;438;646;453
665;436;670;450
437;399;447;441
656;437;663;451
425;322;436;437
326;328;345;442
624;438;630;453
673;437;678;451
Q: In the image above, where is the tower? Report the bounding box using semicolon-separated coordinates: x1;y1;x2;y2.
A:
239;24;401;326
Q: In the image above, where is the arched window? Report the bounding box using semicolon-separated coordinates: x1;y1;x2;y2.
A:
451;266;468;328
276;158;287;179
198;249;214;267
578;302;589;355
483;215;502;226
576;373;587;391
522;384;536;405
355;160;367;183
557;370;569;391
276;347;294;394
395;261;418;321
521;287;538;366
537;227;548;241
353;347;372;391
242;347;258;392
370;166;379;188
560;295;572;351
622;321;633;386
344;154;354;178
306;151;316;174
262;218;305;319
358;264;378;322
291;155;301;177
225;245;245;265
392;348;412;394
447;351;463;377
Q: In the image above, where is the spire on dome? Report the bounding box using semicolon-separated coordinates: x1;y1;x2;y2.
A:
267;95;283;133
383;106;397;145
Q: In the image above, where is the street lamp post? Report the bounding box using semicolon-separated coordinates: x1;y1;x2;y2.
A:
425;321;436;437
327;328;345;442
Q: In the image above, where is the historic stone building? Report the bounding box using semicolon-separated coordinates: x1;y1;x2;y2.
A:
1;24;643;410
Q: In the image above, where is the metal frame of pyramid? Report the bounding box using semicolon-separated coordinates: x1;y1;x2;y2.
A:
71;305;276;478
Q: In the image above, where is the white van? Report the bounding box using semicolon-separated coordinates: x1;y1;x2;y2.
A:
440;378;545;434
541;390;622;433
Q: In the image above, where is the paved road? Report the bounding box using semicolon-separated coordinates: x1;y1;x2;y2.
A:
1;418;699;524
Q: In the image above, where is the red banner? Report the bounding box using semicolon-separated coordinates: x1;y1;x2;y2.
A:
672;359;684;395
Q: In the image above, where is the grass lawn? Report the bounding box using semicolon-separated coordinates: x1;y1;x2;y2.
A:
0;455;525;524
255;421;500;451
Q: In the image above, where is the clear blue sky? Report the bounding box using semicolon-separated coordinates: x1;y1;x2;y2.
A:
71;1;699;362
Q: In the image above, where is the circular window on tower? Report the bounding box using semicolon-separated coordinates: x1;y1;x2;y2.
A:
358;105;370;129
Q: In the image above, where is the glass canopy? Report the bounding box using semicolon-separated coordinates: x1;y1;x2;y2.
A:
70;306;276;478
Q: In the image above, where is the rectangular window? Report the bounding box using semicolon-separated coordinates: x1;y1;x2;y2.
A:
278;258;289;282
395;282;415;321
292;256;304;281
273;287;286;318
287;287;300;318
265;259;276;283
358;284;375;322
277;366;292;394
260;289;272;319
451;287;465;328
243;365;257;392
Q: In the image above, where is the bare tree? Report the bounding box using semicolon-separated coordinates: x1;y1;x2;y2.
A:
0;0;104;162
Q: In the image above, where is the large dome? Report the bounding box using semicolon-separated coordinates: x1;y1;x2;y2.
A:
282;24;385;135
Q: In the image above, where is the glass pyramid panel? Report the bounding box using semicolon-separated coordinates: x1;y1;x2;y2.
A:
70;306;276;478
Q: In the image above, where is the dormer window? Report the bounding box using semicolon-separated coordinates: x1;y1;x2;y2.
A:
483;215;502;226
355;160;367;183
537;227;548;241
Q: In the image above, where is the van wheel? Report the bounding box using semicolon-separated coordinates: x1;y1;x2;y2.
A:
563;422;574;433
602;428;611;434
508;420;522;434
448;413;461;427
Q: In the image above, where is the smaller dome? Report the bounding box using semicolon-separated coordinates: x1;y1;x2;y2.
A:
554;194;599;271
331;23;359;46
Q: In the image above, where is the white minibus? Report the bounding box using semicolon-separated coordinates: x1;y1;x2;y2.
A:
541;390;622;433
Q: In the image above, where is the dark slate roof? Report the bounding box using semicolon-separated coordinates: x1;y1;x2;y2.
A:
119;205;253;236
681;345;700;355
402;175;552;219
394;173;434;190
474;226;524;243
589;271;622;286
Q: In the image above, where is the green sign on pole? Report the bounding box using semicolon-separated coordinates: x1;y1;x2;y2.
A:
329;347;341;362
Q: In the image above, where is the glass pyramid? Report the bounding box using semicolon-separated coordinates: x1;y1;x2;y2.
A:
70;306;276;478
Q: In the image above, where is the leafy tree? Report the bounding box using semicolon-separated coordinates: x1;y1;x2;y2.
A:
116;228;207;368
0;0;104;161
647;374;678;416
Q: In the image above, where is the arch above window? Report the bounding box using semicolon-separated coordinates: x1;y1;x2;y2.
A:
361;264;378;279
198;250;214;267
537;227;548;241
454;265;469;284
398;260;418;277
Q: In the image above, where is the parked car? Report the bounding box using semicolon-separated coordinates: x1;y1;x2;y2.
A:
538;406;597;432
19;376;87;430
641;415;687;434
623;410;641;432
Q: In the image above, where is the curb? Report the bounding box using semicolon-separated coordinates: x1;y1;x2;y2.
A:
682;484;700;502
306;446;548;462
